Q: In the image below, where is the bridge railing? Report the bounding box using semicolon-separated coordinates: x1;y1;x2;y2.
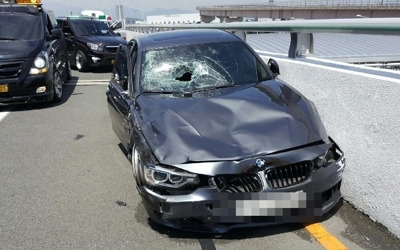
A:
197;0;400;9
123;17;400;58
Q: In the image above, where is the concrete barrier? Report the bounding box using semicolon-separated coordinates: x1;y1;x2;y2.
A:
267;56;400;238
121;30;143;42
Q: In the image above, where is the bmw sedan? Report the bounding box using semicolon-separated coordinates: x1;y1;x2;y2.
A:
106;29;346;233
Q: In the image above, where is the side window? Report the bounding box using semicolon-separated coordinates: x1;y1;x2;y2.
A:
45;13;53;39
112;47;129;91
47;11;58;29
62;23;74;36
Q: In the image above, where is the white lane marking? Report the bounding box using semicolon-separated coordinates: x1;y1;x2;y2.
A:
64;80;109;86
0;109;11;123
0;80;108;123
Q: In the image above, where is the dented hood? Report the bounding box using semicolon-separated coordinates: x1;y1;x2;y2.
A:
137;80;329;165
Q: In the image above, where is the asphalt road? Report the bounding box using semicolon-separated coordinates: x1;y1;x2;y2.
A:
0;69;399;249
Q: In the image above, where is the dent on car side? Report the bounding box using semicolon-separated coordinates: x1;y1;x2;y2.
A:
106;29;346;233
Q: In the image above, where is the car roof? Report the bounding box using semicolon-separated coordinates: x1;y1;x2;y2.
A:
0;5;40;15
63;19;103;24
136;29;242;50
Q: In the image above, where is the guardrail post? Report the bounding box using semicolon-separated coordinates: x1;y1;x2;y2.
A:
288;33;314;58
232;30;246;41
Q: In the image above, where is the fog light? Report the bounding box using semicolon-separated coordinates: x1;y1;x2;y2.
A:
91;57;101;63
36;86;46;93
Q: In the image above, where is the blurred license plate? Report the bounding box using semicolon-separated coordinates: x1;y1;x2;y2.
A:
211;192;322;223
0;84;8;93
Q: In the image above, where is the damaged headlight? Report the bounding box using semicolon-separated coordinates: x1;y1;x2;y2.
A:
314;147;338;168
144;165;199;188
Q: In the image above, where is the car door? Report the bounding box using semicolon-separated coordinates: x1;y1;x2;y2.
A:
106;44;132;150
59;20;76;65
47;14;68;81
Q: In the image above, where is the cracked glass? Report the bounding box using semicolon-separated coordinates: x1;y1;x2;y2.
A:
140;41;270;93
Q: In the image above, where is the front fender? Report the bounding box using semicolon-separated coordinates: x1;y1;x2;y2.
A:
130;110;159;165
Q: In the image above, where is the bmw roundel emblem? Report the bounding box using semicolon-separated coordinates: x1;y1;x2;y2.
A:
255;159;266;168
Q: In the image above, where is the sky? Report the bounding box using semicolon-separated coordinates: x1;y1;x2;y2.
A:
42;0;279;19
42;0;374;17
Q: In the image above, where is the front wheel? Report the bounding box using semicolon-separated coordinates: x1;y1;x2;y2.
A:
132;147;143;186
75;50;89;72
52;70;63;102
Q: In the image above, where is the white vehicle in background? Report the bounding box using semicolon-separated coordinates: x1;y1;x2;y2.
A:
81;10;112;21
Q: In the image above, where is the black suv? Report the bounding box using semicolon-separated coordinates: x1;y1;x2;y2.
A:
57;18;127;72
0;0;71;105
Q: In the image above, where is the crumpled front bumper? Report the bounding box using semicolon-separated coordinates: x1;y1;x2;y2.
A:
138;153;345;233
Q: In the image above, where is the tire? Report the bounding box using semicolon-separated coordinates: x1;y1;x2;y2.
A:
52;70;63;102
132;147;143;186
75;50;89;72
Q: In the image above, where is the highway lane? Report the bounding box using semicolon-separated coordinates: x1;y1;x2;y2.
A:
0;70;399;249
0;82;319;249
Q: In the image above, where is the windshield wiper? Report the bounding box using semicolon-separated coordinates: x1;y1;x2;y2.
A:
192;84;234;92
143;84;239;95
143;90;183;94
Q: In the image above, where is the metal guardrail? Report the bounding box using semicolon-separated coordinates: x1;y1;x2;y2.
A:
197;0;400;9
124;18;400;58
126;18;400;35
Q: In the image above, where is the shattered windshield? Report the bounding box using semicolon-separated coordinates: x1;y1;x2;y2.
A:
0;14;43;40
140;41;272;93
71;20;115;36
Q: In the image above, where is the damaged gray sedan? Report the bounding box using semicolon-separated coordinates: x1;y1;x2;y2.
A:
106;29;346;233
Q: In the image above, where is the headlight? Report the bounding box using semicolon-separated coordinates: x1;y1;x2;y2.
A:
87;43;104;51
144;165;199;188
30;52;48;74
34;57;46;68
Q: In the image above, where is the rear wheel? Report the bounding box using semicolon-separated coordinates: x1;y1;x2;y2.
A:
53;70;63;102
75;50;89;72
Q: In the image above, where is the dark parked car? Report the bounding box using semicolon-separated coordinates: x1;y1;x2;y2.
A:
106;29;346;233
57;18;127;72
0;0;70;105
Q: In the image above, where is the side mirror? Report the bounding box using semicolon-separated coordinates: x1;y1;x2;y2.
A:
50;28;62;39
268;58;280;76
110;21;123;30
